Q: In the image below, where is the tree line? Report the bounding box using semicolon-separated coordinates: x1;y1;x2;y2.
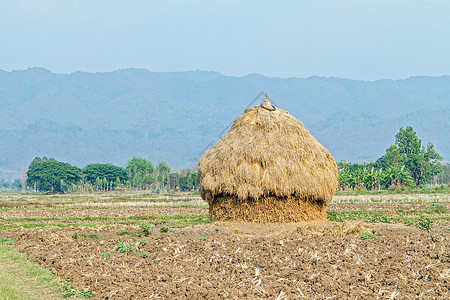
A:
26;156;197;193
3;126;447;193
338;126;445;190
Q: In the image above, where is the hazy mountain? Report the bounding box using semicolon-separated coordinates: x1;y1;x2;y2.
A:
1;68;449;177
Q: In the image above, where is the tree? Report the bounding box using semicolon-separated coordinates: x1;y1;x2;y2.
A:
126;157;155;189
126;157;154;176
375;145;404;169
395;126;443;186
178;171;197;191
26;157;82;192
156;162;171;190
384;165;414;188
82;163;127;189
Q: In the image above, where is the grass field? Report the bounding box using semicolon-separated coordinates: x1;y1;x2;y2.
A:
0;191;449;299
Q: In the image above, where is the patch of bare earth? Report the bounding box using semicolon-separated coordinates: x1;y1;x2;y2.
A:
4;221;449;299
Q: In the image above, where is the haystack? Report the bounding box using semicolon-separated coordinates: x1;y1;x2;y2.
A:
197;95;338;223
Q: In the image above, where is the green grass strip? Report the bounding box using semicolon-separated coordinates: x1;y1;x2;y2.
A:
0;204;208;211
1;213;208;223
0;214;210;230
0;245;62;299
327;210;449;224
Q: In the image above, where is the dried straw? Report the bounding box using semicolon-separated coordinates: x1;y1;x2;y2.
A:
197;96;338;222
209;195;327;223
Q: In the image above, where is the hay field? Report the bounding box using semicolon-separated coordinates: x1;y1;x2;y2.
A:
0;192;449;299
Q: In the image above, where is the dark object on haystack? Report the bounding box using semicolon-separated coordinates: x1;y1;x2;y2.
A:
197;95;338;223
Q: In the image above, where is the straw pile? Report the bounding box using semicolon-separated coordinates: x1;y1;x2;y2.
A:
197;96;338;222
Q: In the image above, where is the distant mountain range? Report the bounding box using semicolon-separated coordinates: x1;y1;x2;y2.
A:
1;68;449;178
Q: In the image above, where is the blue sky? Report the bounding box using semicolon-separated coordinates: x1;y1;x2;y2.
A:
1;0;450;80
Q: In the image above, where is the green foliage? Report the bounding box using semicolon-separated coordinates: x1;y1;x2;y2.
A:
435;164;450;185
328;209;436;232
22;155;202;193
0;237;13;245
26;157;82;192
61;279;92;298
404;218;415;226
375;145;404;170
136;252;149;258
137;239;149;246
328;210;395;223
199;237;208;241
365;214;395;223
126;157;156;190
139;223;154;236
116;243;135;253
415;216;433;231
99;252;114;259
425;203;448;214
82;163;127;190
72;233;98;240
338;126;443;191
359;232;377;240
395;126;443;187
178;171;197;191
337;161;413;191
157;161;170;175
159;227;169;233
127;157;155;176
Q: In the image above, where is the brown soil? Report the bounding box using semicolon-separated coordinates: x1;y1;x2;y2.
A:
1;194;449;299
3;221;449;299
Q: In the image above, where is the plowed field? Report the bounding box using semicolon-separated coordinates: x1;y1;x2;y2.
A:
1;192;449;299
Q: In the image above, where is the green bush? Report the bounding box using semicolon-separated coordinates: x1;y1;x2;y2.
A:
416;216;433;231
140;223;154;236
116;243;135;253
137;239;149;246
61;279;92;298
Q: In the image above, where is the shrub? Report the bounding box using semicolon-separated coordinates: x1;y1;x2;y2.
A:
140;223;154;236
160;227;168;233
416;216;433;231
117;243;135;253
404;218;415;226
137;239;149;246
61;279;92;298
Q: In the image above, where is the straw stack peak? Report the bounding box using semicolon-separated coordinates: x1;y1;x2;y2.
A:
260;94;275;110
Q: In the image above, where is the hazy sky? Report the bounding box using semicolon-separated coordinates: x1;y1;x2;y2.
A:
1;0;450;80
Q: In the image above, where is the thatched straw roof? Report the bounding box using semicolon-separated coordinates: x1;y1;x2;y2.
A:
197;96;338;204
